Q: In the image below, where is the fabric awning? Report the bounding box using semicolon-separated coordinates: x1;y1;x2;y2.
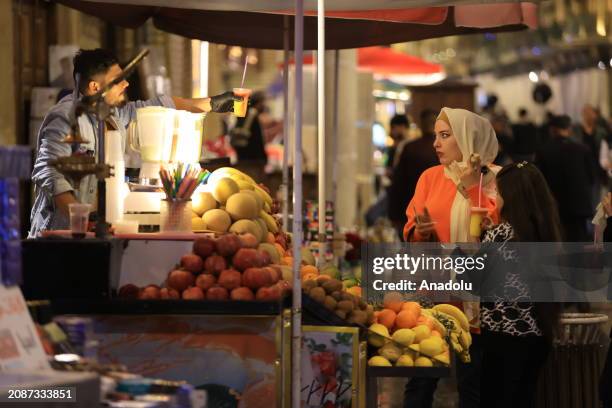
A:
56;0;538;49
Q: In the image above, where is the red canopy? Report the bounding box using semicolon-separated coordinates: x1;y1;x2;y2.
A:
284;47;443;76
56;0;538;49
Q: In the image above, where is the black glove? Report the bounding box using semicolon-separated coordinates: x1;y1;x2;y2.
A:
210;91;240;113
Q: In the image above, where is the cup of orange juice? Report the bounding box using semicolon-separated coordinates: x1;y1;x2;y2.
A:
469;207;488;239
233;88;252;118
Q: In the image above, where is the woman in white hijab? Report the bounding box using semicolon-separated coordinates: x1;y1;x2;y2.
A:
402;107;499;408
403;107;500;243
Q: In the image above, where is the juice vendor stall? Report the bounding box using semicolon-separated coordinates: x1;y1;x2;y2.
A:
18;1;541;406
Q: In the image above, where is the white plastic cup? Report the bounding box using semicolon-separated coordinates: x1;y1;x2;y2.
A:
69;203;92;238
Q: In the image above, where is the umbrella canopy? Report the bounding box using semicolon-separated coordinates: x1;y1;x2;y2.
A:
56;0;538;49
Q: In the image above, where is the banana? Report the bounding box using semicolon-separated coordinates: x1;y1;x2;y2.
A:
428;316;448;337
264;202;271;213
433;304;470;332
459;330;472;349
433;311;461;335
451;338;463;354
235;179;255;190
260;210;279;234
209;167;256;186
254;184;273;206
458;350;471;363
420;309;435;318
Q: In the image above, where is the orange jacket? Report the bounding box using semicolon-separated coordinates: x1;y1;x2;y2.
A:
403;165;498;242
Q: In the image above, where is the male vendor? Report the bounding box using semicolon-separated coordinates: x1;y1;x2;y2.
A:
30;49;236;236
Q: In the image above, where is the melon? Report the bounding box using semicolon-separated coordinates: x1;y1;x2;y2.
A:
229;219;260;239
192;192;217;216
203;209;232;232
212;177;239;204
192;217;206;231
240;189;263;213
226;192;258;221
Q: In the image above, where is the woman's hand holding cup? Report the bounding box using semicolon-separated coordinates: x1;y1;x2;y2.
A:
460;153;482;187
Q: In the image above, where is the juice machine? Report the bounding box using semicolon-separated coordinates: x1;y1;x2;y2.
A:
120;107;205;231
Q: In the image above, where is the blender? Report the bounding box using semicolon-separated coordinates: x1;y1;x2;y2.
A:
129;106;176;185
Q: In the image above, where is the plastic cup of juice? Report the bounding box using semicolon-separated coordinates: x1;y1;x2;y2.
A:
69;203;92;239
233;88;252;118
469;207;488;239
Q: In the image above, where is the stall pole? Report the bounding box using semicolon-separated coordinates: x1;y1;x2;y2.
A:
316;0;326;265
331;50;339;230
282;15;290;233
291;0;304;406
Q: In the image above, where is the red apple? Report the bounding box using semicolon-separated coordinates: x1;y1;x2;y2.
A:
243;267;273;290
218;269;242;290
238;233;259;249
182;286;205;300
180;253;204;273
231;287;255;301
160;287;180;299
215;234;242;257
256;285;281;301
195;274;216;291
206;285;229;300
262;266;279;285
276;280;292;295
139;285;161;300
232;248;261;271
193;237;216;258
167;269;195;292
258;250;271;266
204;255;227;276
118;284;140;299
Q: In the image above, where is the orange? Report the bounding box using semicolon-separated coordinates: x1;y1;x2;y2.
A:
431;330;442;338
383;292;404;313
300;265;319;279
302;273;318;282
395;310;419;329
266;232;276;244
416;315;434;330
401;301;421;316
281;257;294;266
377;309;397;330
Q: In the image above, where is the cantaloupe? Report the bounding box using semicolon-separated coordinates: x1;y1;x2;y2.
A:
240;189;263;213
192;192;217;216
212;177;239;204
192;217;206;231
226;192;258;221
229;219;260;238
203;209;232;232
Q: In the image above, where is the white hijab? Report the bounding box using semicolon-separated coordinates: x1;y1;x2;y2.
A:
439;107;499;242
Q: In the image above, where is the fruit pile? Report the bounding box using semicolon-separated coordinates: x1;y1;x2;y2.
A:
302;277;375;325
367;295;472;368
190;167;278;238
118;234;293;301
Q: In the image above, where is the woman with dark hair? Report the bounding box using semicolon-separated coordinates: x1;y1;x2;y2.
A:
471;161;562;407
